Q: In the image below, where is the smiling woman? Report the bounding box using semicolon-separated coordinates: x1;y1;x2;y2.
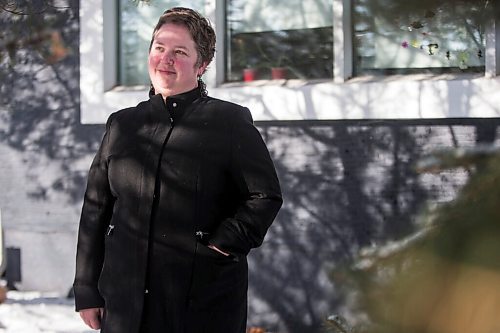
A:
74;6;282;333
148;24;207;97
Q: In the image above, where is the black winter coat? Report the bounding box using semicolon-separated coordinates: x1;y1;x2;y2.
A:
73;88;282;333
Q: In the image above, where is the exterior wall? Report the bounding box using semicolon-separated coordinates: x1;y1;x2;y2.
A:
249;120;500;332
1;3;499;332
80;0;500;124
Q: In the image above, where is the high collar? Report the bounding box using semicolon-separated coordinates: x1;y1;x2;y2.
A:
149;86;202;122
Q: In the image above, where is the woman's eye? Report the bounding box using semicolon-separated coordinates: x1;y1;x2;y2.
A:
175;50;187;56
155;46;164;52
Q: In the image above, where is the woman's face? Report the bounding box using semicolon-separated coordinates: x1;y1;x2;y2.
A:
148;23;206;98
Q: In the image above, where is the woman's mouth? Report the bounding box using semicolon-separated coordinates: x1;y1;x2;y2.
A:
158;68;176;75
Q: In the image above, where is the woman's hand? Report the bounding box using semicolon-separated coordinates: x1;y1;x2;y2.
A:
208;244;230;256
79;307;104;330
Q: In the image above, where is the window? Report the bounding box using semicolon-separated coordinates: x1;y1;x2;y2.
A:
353;0;487;75
225;0;333;82
80;0;500;124
117;0;206;86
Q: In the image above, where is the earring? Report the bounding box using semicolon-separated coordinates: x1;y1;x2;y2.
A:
198;76;207;97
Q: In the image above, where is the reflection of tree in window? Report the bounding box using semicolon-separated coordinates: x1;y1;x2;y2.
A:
226;0;333;82
353;0;488;75
118;0;205;86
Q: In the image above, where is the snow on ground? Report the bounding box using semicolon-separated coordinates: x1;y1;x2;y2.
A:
0;291;93;333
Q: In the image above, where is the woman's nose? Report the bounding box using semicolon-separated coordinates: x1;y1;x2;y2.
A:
161;52;174;65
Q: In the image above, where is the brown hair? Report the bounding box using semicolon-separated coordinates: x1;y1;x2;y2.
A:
149;7;216;70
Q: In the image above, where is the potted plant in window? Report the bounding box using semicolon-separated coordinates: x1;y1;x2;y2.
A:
256;35;291;80
243;66;258;81
270;57;288;80
242;57;259;82
260;52;290;80
230;35;260;82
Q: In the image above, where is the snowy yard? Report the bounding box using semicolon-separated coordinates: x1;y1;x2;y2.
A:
0;291;93;333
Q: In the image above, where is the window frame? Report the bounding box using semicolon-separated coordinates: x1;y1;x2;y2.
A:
80;0;500;124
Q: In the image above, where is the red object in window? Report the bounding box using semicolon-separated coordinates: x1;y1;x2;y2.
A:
271;67;287;80
243;68;257;81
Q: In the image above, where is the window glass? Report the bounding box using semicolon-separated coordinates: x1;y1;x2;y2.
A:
118;0;205;86
226;0;333;82
353;1;486;75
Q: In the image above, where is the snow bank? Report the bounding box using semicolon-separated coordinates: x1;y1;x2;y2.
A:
0;291;92;333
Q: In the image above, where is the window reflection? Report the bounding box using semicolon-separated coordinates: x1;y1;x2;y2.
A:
118;0;205;86
226;0;333;82
353;0;486;75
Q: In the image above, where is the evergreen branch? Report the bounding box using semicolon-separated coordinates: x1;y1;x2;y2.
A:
416;145;500;173
326;314;355;333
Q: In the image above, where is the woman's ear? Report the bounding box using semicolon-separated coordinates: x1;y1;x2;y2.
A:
197;62;208;76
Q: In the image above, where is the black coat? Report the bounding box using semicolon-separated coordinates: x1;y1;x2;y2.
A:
73;88;283;333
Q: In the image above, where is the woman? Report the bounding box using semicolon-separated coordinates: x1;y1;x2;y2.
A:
73;7;282;333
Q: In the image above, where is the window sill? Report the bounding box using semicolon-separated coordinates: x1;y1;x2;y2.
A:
106;72;490;93
347;72;486;84
220;78;333;88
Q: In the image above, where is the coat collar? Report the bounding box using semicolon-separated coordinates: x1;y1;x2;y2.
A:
149;86;202;122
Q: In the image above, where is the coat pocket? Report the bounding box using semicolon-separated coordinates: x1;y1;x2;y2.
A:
189;238;247;307
195;230;240;263
196;241;237;262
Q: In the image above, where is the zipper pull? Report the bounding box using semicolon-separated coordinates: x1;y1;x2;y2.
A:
107;224;115;236
195;230;209;240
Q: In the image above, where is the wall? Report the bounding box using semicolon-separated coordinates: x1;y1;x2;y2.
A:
1;3;499;332
249;119;499;332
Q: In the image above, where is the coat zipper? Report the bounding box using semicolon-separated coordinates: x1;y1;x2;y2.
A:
195;230;209;241
106;224;115;236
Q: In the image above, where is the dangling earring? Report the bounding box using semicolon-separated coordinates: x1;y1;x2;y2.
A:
198;75;207;97
149;83;155;97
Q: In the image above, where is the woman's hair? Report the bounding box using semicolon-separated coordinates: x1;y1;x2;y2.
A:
149;7;216;70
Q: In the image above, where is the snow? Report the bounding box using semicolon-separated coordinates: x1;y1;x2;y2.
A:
0;291;93;333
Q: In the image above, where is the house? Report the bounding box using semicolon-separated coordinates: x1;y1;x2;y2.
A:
0;1;499;332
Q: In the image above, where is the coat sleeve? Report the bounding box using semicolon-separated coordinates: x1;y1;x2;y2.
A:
209;107;283;255
73;115;115;311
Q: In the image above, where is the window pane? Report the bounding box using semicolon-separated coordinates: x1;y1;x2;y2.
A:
118;0;206;86
226;0;333;82
353;1;486;75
